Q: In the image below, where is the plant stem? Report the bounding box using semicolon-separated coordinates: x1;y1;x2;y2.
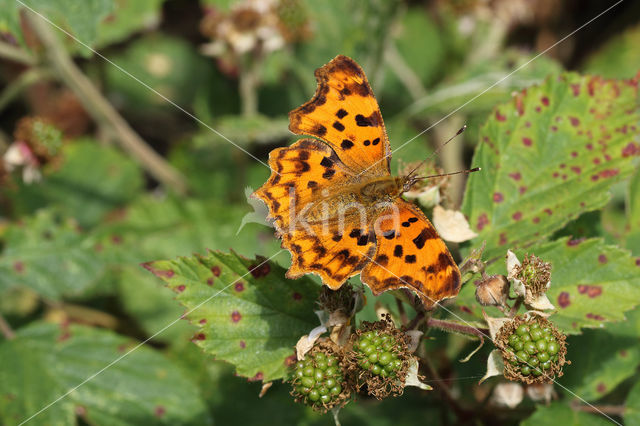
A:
0;313;16;340
0;40;37;66
426;317;488;339
0;67;53;113
421;355;470;418
25;11;189;195
239;55;260;118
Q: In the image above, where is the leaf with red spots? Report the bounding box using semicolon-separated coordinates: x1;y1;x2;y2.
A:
522;402;612;426
455;238;640;334
463;72;640;258
0;210;109;300
144;251;320;381
0;322;210;425
560;308;640;401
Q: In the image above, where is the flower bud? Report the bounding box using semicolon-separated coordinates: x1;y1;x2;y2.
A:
475;274;509;306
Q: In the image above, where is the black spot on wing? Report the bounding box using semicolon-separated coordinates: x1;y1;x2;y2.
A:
412;228;437;249
393;245;403;258
320;157;333;168
336;109;348;118
341;139;354;149
355;112;381;127
307;180;317;189
405;255;416;264
313;124;327;136
333;121;345;131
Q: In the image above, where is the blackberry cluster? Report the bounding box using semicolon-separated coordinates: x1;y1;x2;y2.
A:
291;346;348;411
500;317;566;383
353;330;404;378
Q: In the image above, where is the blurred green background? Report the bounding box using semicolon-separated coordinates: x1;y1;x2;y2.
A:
1;0;640;425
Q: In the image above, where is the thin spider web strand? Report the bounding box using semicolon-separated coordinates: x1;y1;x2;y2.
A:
356;249;622;426
356;0;625;178
17;249;286;425
15;0;275;174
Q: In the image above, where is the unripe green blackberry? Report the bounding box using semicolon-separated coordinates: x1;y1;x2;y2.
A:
345;315;411;399
290;341;350;412
496;315;568;384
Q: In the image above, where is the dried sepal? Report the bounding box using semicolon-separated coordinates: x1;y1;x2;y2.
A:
506;251;554;310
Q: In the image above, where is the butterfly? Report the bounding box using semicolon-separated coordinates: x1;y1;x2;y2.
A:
253;55;461;308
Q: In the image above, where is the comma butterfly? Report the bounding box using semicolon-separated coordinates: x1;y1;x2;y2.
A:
253;55;461;308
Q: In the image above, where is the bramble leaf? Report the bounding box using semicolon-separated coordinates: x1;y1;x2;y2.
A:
0;0;113;52
462;72;640;259
144;251;320;382
8;141;144;227
0;322;210;426
522;402;612;426
625;379;640;425
560;307;640;401
454;238;640;334
582;23;640;79
0;210;107;299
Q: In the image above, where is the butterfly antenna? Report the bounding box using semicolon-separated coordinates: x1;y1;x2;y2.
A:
406;125;468;178
413;167;481;181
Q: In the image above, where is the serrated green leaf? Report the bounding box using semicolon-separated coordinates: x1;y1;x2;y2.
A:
521;402;612;426
560;307;640;401
144;251;320;381
0;210;107;299
117;266;195;343
0;322;210;426
6;141;144;227
462;72;640;259
454;238;640;334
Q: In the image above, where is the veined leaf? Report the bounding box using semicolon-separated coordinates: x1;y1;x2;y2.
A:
0;322;210;426
462;72;640;259
144;251;320;381
0;0;113;52
560;307;640;401
522;402;612;426
625;379;640;425
454;238;640;334
0;210;107;300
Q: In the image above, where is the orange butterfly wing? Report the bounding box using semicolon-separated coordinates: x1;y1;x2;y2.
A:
252;138;353;232
289;55;391;176
252;138;376;289
362;200;462;308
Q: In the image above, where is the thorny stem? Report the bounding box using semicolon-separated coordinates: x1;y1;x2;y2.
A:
426;317;488;339
0;313;16;340
25;11;189;195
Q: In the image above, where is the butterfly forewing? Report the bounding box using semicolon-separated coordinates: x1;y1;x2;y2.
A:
289;55;391;176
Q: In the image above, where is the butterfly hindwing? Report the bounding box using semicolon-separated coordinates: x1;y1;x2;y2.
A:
252;138;352;231
289;55;391;176
283;218;376;290
362;200;461;308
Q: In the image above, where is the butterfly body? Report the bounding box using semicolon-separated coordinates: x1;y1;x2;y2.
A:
253;55;461;308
